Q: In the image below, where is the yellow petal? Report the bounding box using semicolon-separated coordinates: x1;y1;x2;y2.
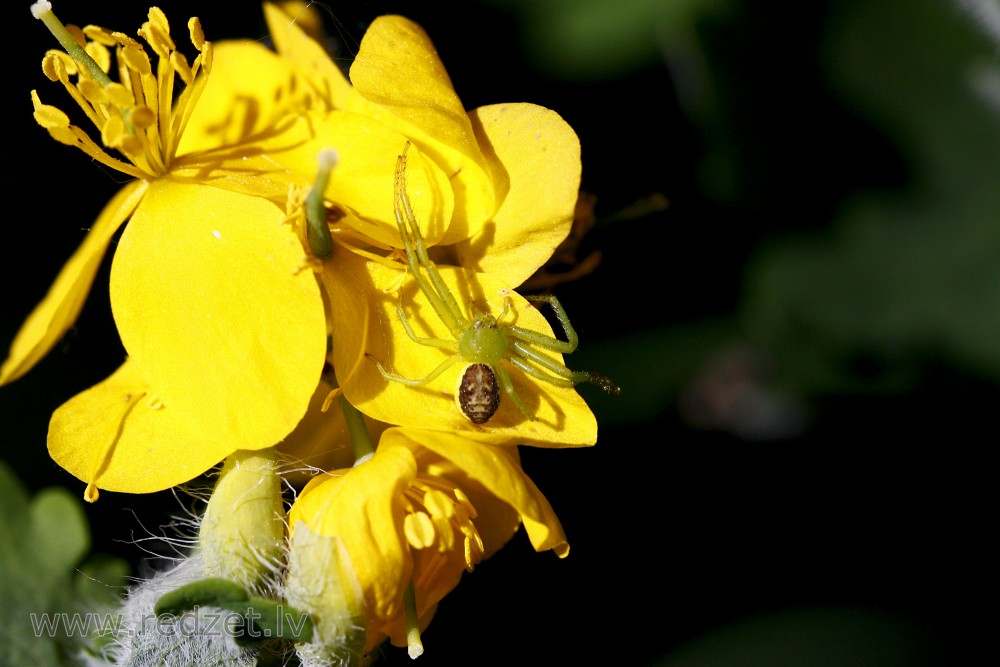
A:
171;114;315;203
392;430;569;557
323;251;598;447
263;2;353;110
109;180;326;449
1;180;147;386
290;445;418;622
347;16;494;243
48;359;230;495
268;112;454;248
455;104;582;287
177;40;298;154
173;112;455;250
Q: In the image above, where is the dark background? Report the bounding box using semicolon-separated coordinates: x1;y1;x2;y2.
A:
2;0;992;664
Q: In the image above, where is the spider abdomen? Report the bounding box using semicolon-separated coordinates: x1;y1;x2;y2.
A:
457;363;501;424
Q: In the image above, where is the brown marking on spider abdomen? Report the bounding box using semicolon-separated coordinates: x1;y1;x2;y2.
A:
457;363;501;424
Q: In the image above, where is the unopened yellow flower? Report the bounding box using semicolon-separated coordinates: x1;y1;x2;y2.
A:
287;427;568;655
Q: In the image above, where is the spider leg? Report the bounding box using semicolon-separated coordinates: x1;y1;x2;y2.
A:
376;353;463;387
394;145;469;336
510;294;579;353
494;364;537;421
506;324;575;354
395;304;457;349
507;347;579;387
510;341;622;394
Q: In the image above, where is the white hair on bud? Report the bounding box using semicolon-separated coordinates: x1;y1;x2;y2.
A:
85;556;260;667
77;487;287;666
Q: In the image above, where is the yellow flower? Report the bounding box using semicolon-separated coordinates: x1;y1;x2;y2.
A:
4;5;327;497
286;427;568;655
11;3;593;496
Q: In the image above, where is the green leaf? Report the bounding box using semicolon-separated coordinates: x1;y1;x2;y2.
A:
0;458;130;666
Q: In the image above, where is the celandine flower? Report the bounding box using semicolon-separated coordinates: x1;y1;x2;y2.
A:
286;427;567;660
6;3;327;497
10;3;599;497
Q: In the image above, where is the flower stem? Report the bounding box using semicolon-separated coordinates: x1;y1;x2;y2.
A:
31;2;114;88
337;394;375;464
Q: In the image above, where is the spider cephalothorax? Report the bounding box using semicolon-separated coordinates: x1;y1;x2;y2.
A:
375;143;619;424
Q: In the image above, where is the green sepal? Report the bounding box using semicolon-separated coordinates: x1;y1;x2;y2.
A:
153;577;248;616
154;577;314;645
221;598;314;646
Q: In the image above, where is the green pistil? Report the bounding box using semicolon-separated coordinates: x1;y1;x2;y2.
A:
31;2;113;88
337;394;375;464
306;148;338;259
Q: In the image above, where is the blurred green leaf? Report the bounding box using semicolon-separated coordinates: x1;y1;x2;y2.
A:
489;0;729;80
28;488;90;581
0;459;129;665
75;555;130;609
742;0;1000;392
653;606;936;667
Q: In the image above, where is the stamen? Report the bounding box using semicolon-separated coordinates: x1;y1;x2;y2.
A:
320;386;342;412
31;1;113;87
306;148;339;259
403;580;424;659
31;4;211;179
84;389;146;503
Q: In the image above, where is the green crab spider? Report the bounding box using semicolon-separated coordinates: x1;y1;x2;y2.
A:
375;143;620;424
